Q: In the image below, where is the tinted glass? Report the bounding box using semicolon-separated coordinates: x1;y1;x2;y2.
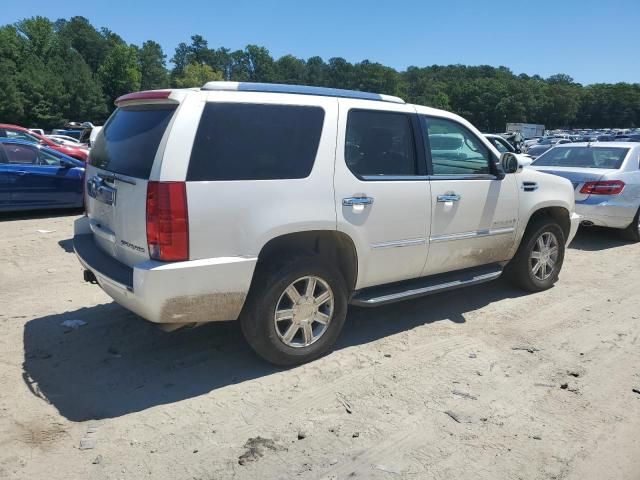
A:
424;117;491;175
345;110;417;177
5;129;39;143
188;103;324;181
39;149;63;166
1;144;38;164
527;145;551;156
89;104;176;178
489;137;510;153
532;147;629;169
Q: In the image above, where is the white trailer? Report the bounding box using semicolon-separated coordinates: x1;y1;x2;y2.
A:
506;123;545;139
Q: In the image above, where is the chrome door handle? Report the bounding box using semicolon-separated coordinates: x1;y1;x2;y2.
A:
16;171;28;175
343;196;374;206
437;194;461;203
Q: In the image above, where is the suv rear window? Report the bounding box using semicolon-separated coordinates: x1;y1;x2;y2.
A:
89;104;176;178
187;103;324;181
532;147;629;169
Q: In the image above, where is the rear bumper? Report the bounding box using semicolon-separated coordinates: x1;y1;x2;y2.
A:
73;217;257;324
576;199;636;229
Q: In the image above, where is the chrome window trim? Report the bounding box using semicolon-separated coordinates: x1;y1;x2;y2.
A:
360;175;429;181
359;174;499;181
429;174;499;181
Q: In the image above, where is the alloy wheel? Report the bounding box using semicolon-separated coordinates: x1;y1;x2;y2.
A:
274;276;334;348
530;231;559;281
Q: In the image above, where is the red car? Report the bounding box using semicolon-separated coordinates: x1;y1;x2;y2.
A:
0;124;89;161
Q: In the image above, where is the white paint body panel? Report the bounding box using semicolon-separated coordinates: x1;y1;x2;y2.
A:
186;92;339;260
334;99;431;289
425;176;519;275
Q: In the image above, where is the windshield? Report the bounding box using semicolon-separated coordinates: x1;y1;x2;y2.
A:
89;104;176;178
489;137;511;153
528;145;550;155
532;147;629;169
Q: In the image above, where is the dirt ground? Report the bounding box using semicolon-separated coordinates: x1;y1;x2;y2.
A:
1;212;639;480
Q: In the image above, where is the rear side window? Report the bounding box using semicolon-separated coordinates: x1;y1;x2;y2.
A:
345;110;417;177
1;144;38;164
187;103;325;181
89;104;176;178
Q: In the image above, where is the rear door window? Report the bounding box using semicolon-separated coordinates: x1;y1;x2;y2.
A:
187;103;324;181
345;110;418;177
89;104;176;178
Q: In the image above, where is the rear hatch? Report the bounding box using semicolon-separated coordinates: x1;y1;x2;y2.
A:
531;166;619;201
85;96;178;267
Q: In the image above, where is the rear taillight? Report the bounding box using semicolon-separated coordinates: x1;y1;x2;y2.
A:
579;180;625;195
146;181;189;261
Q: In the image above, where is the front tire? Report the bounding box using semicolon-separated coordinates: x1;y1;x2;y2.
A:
621;207;640;242
506;217;566;292
240;256;348;366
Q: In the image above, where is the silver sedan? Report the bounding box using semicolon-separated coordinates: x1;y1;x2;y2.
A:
530;143;640;241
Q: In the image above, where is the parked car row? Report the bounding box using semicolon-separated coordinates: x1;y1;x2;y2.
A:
0;124;89;161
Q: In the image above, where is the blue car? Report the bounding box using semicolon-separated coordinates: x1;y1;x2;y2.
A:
0;138;85;212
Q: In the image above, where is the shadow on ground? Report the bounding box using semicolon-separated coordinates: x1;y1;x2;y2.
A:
569;226;631;251
22;278;526;422
57;238;74;253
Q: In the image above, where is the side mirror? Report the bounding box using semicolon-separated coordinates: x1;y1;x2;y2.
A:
500;152;521;174
60;160;74;169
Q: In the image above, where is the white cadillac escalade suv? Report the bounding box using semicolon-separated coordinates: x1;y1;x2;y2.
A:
74;82;580;365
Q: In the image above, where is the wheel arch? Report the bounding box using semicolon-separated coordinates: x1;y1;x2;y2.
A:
255;230;359;291
526;206;571;241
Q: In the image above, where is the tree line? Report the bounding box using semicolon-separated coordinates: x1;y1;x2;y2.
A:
1;16;639;131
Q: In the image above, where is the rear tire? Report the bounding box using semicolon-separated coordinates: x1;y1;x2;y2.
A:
240;256;348;366
621;208;640;242
506;216;565;292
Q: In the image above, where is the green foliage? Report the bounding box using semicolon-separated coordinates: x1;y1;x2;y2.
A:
139;40;168;90
173;63;222;88
1;16;639;130
98;44;141;105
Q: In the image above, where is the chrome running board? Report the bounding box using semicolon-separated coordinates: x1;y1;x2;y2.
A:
350;264;503;307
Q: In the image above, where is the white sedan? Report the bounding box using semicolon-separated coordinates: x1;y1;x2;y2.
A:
531;143;640;241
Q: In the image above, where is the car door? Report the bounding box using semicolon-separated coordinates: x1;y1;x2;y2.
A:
334;100;431;289
2;143;41;208
421;115;519;276
3;143;74;208
34;149;84;206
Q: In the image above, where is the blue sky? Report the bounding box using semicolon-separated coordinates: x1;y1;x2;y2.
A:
2;0;638;84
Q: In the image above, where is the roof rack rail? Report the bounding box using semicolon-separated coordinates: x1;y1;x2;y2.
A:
201;81;405;104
